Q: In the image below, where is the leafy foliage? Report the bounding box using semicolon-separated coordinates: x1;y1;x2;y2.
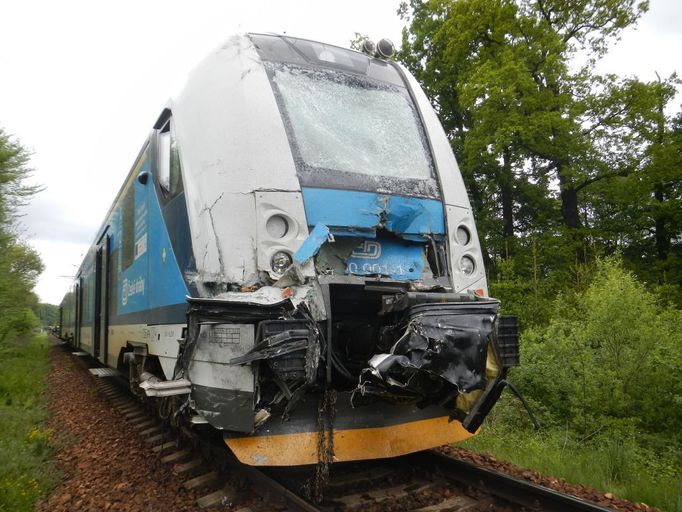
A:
514;258;682;440
397;0;681;293
395;2;682;507
0;128;43;344
474;258;682;510
34;303;59;327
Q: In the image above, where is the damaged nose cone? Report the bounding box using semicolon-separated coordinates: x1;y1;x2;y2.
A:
352;298;498;413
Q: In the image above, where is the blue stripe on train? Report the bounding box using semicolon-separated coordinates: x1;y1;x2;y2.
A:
300;187;445;236
115;158;188;317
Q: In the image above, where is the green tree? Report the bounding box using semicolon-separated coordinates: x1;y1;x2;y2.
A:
589;102;682;299
0;128;44;343
0;128;41;226
397;0;675;278
515;257;682;442
34;303;59;327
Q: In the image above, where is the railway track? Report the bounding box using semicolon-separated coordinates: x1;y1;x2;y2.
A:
66;344;617;512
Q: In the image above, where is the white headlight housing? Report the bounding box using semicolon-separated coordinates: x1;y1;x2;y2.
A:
456;225;471;246
271;251;293;274
266;214;289;239
459;255;475;276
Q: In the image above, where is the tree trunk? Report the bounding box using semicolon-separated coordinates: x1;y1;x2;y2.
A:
654;185;670;262
557;164;585;263
653;91;669;263
500;149;515;258
559;186;581;229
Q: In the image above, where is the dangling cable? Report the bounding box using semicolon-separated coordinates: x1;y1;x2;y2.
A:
501;379;540;431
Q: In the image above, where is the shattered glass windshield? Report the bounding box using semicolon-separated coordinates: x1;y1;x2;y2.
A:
267;63;433;180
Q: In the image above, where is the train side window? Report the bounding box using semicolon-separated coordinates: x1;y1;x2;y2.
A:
157;119;184;199
121;185;135;270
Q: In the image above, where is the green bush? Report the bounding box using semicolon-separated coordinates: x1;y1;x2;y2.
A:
512;257;682;443
0;335;57;511
466;257;682;511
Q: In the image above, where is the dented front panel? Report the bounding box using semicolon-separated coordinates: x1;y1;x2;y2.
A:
187;323;256;432
160;34;513;461
254;191;315;280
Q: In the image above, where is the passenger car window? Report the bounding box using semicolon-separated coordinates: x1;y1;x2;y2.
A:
157;119;183;199
121;185;135;270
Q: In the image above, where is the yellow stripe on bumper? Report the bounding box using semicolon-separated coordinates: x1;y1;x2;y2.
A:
225;416;475;466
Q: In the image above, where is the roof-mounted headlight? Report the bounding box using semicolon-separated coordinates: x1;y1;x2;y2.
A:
361;39;376;56
376;38;395;59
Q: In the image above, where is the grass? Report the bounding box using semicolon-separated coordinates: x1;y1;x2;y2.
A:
0;334;57;511
462;422;682;512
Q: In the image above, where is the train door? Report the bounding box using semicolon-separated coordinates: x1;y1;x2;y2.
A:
93;234;110;364
75;279;82;348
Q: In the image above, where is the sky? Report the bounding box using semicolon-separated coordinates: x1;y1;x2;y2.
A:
1;0;680;305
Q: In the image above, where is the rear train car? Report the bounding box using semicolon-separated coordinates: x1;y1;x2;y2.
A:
60;33;519;466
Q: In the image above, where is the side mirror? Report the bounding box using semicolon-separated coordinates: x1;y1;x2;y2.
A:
137;171;149;185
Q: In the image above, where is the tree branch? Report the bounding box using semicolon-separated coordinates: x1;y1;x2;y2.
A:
575;169;631;192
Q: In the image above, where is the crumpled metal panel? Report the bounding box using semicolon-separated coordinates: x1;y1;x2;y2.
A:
301;187;445;237
353;301;499;408
293;223;331;264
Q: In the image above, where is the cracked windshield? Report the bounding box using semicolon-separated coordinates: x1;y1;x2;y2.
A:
269;63;433;180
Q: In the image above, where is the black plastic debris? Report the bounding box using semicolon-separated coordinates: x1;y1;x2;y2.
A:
352;301;499;408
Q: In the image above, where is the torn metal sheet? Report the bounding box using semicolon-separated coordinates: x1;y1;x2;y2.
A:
293;223;332;264
231;319;321;387
230;329;310;364
301;187;445;238
384;196;444;235
352;301;499;410
184;322;256;433
379;291;482;315
210;285;311;307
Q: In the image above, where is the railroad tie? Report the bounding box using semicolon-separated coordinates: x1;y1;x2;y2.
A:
183;471;219;490
174;458;203;476
338;482;434;507
125;412;146;422
151;441;177;453
139;426;162;437
196;485;238;509
160;449;190;464
410;494;480;511
145;433;170;445
132;419;155;430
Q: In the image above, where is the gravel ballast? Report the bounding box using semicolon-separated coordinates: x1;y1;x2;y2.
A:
37;345;200;512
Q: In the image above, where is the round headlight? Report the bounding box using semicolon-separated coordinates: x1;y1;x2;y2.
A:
376;38;395;58
459;255;475;276
266;215;289;239
361;39;376;55
456;225;471;246
271;251;293;274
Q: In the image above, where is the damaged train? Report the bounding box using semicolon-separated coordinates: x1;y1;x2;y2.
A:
59;33;519;466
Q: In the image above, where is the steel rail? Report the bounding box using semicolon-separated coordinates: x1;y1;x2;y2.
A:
63;342;615;512
223;452;321;512
415;450;615;512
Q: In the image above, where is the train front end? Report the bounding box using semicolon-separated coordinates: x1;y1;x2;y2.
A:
168;34;518;466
